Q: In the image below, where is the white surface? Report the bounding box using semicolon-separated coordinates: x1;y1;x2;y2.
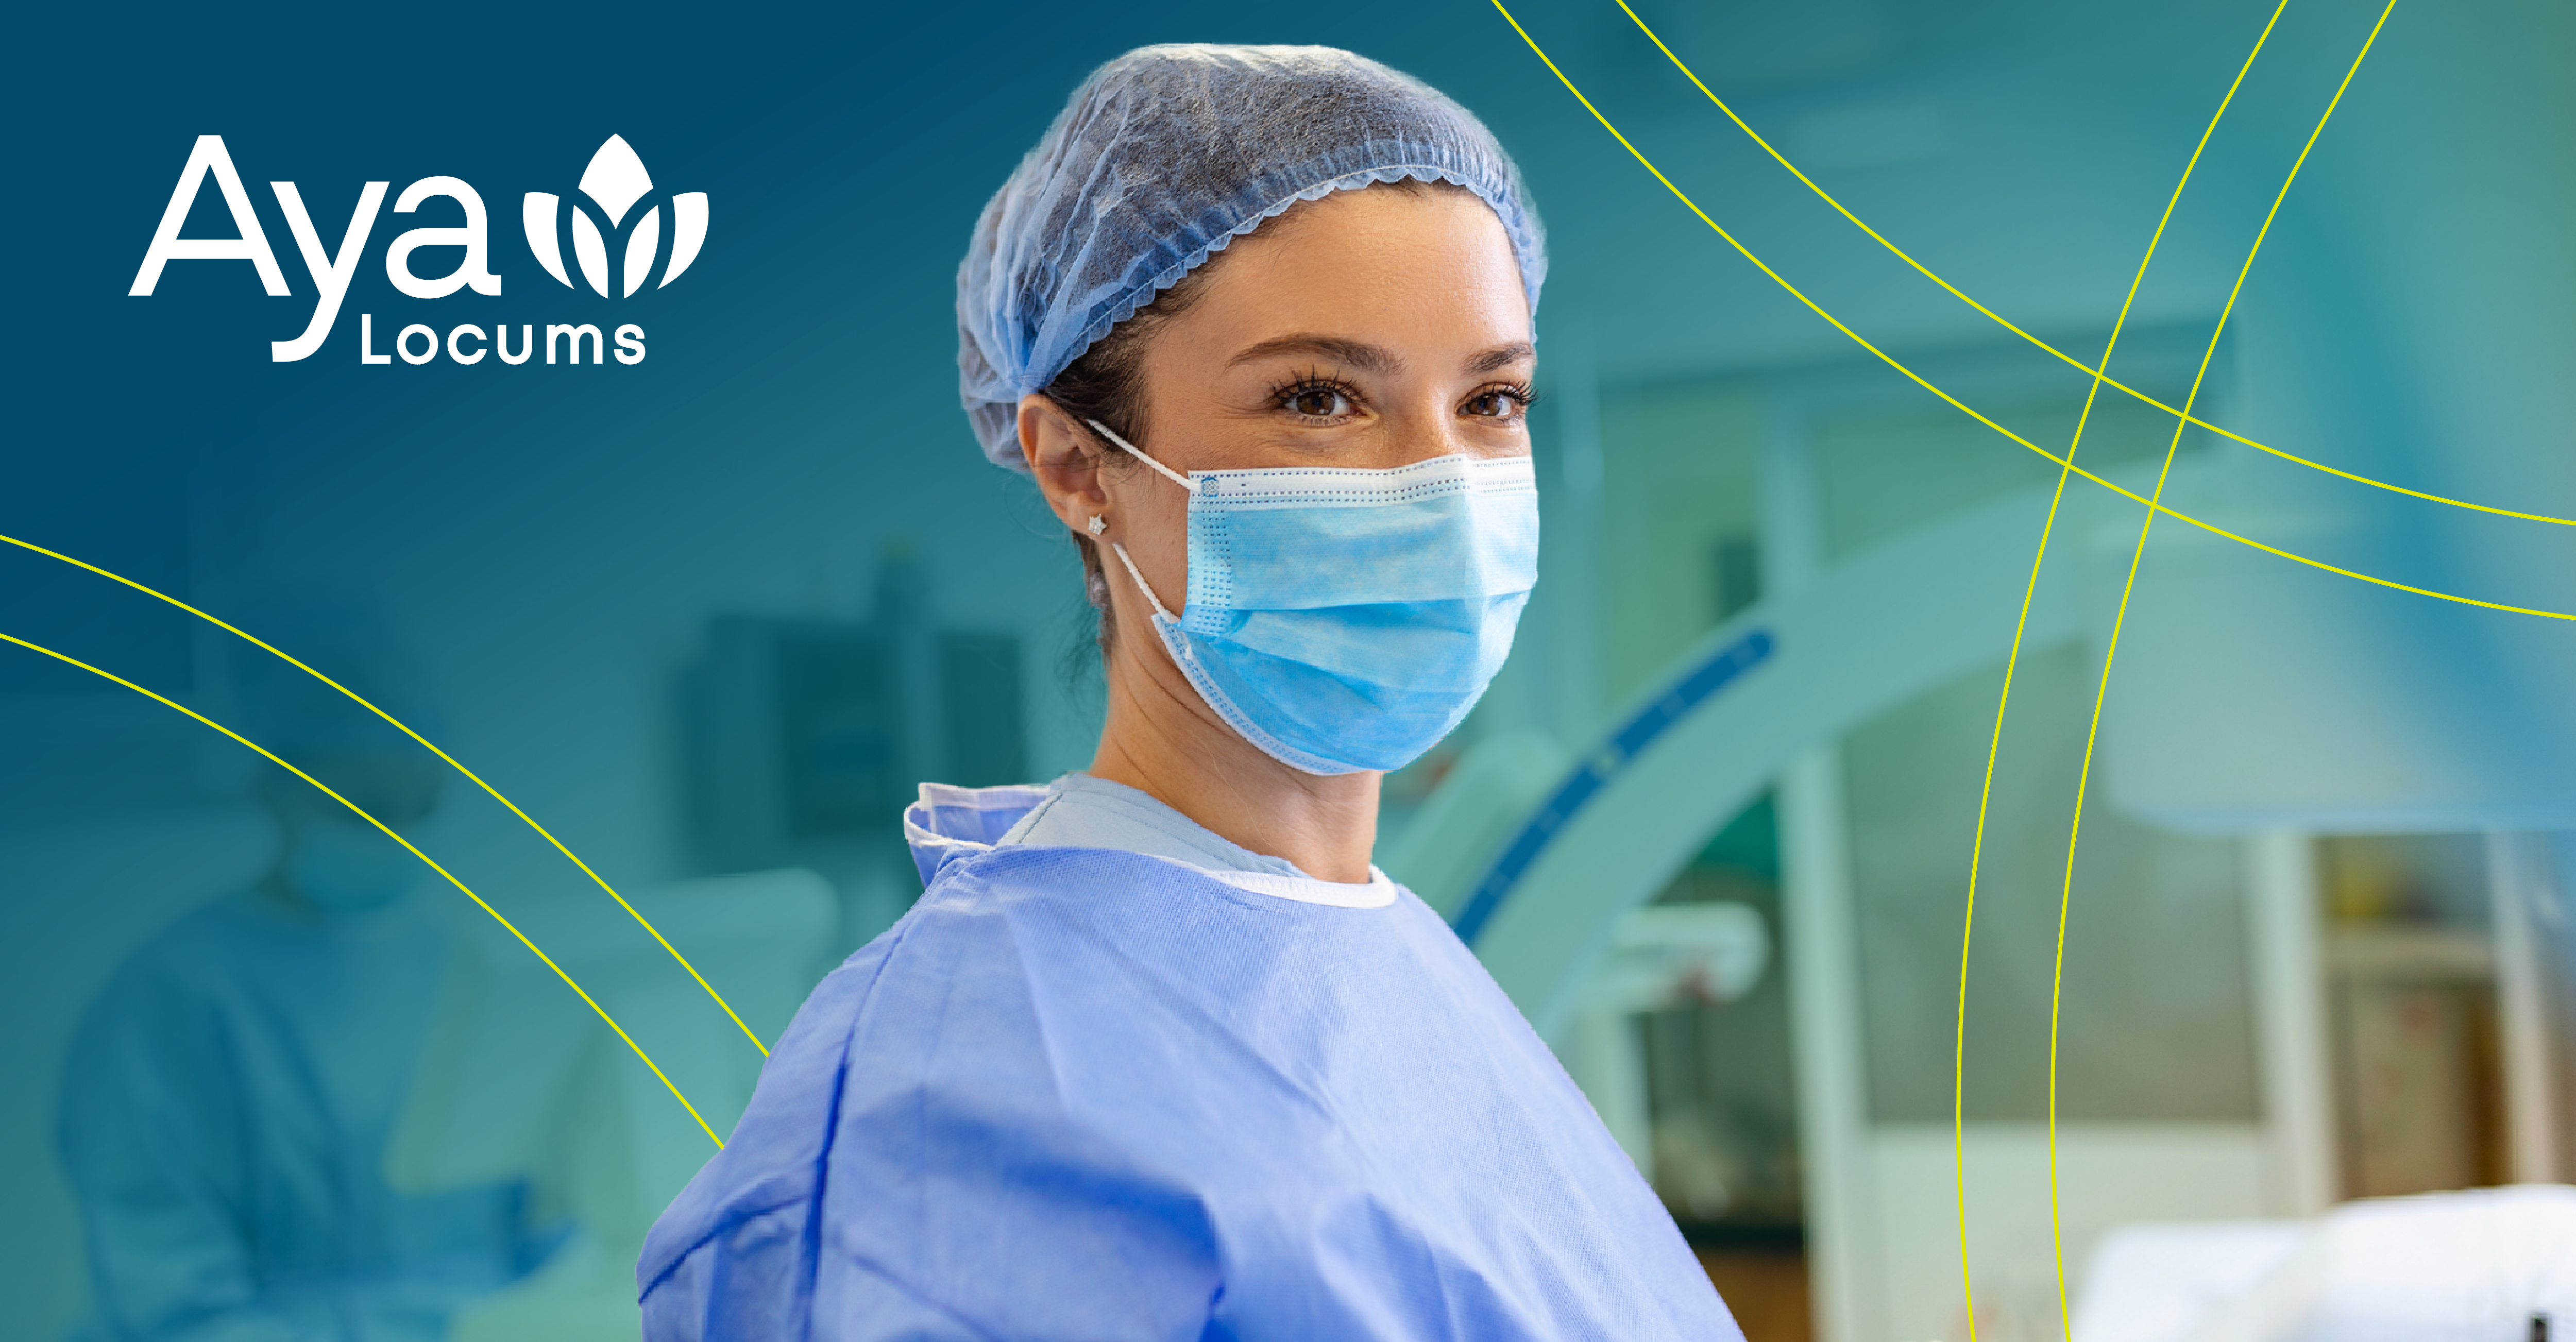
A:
2075;1187;2576;1342
1869;1123;2276;1342
2072;1220;2307;1342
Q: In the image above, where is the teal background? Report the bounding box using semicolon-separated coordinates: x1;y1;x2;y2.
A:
8;1;2576;1337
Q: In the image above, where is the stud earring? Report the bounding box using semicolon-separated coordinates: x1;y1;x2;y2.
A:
1087;514;1108;537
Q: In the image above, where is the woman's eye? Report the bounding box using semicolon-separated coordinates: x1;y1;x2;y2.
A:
1287;386;1352;418
1464;390;1525;420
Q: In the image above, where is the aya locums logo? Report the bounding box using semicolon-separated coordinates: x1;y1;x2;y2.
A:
524;135;708;298
128;134;709;366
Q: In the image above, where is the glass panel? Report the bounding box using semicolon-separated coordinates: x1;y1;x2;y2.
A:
1845;644;2259;1122
1600;382;1764;703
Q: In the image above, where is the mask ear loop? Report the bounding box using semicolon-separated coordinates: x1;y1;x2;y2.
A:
1086;419;1198;494
1082;418;1193;619
1107;542;1175;620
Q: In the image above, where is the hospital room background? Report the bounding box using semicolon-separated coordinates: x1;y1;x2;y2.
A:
6;0;2573;1338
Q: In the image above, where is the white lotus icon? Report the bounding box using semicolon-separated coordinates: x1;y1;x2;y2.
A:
523;135;707;297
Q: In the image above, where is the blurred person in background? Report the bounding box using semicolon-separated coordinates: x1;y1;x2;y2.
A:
56;601;557;1341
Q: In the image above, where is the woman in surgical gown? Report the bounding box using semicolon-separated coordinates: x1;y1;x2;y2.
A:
640;44;1741;1341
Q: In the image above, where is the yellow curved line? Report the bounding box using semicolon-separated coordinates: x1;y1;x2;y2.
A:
0;627;725;1149
1612;0;2576;531
1949;4;2289;1334
2044;7;2399;1337
1489;0;2575;624
0;532;770;1058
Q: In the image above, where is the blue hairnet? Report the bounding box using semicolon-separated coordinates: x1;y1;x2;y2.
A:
957;43;1549;471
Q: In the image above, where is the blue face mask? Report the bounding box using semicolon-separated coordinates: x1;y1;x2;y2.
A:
1089;420;1539;775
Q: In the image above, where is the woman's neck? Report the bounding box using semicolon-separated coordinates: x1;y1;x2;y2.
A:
1086;643;1381;884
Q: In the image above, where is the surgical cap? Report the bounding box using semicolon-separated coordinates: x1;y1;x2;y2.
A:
957;43;1549;471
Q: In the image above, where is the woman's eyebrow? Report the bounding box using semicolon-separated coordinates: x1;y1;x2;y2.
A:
1463;342;1535;377
1225;334;1399;373
1223;336;1537;379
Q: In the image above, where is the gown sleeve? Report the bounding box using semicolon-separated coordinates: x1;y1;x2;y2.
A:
639;890;1221;1342
641;938;984;1341
642;1201;995;1342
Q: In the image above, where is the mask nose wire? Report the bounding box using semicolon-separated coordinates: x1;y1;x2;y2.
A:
1081;419;1189;620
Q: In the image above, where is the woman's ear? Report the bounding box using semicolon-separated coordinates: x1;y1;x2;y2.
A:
1018;394;1109;533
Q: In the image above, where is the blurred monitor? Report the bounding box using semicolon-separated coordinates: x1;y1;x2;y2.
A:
688;556;1029;875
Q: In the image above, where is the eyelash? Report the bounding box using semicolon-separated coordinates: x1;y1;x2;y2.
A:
1471;381;1541;419
1267;374;1544;422
1272;371;1368;420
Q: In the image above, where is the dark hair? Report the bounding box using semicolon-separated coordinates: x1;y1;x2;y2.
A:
1039;276;1209;657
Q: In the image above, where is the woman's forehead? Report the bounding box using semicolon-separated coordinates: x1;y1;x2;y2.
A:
1183;191;1532;368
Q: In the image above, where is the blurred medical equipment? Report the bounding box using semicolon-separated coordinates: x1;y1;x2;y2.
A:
1554;901;1772;1173
1378;728;1571;909
955;42;1546;468
686;553;1024;946
1385;339;2576;1340
386;868;835;1342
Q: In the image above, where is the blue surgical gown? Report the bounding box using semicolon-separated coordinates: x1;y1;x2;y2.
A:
638;784;1739;1340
